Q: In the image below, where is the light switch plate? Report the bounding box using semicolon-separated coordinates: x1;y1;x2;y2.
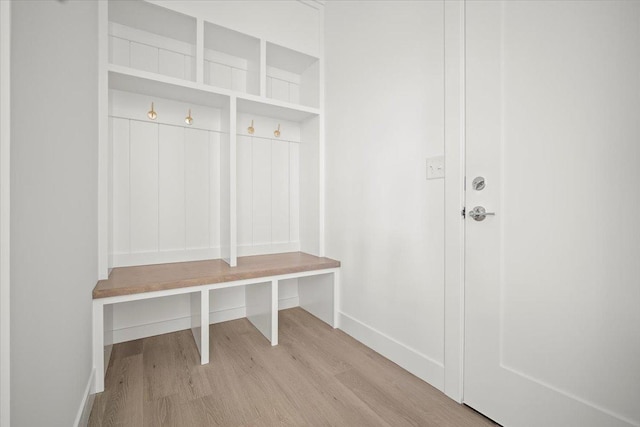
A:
426;156;445;180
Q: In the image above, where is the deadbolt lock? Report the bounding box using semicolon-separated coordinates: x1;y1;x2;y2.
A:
472;176;486;191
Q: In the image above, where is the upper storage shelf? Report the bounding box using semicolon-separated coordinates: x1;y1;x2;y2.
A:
266;42;320;109
204;22;260;96
108;1;197;82
107;1;320;112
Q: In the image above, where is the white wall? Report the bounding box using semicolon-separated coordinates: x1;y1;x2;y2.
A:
0;2;11;425
10;1;98;425
325;1;447;389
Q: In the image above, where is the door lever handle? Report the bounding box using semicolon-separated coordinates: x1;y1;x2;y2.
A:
469;206;495;221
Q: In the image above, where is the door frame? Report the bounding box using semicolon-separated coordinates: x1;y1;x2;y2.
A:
0;1;11;425
443;0;466;404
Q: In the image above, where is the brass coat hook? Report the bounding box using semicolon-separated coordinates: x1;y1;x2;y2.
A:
147;102;157;120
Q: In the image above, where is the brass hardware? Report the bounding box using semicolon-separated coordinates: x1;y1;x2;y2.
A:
274;124;281;138
248;120;255;134
147;102;157;120
185;109;193;125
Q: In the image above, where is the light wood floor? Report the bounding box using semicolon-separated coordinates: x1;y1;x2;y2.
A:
89;308;496;427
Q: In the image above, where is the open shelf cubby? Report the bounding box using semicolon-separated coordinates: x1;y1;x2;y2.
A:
108;1;197;82
108;71;232;268
266;42;320;108
236;99;321;259
204;22;261;96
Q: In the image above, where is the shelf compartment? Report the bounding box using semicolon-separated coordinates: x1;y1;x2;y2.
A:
109;68;229;109
237;96;319;123
108;1;197;82
266;42;319;108
235;102;320;258
108;68;233;268
204;22;260;96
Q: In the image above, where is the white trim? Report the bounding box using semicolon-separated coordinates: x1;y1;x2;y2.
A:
278;295;299;311
73;369;95;427
443;0;466;403
107;295;300;345
297;0;325;11
318;3;325;257
112;247;222;268
0;2;11;425
109;305;245;345
338;312;445;391
98;0;109;279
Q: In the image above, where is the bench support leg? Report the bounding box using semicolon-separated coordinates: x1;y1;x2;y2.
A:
299;270;339;328
190;289;209;365
271;279;278;346
92;299;105;393
333;269;340;329
246;280;278;345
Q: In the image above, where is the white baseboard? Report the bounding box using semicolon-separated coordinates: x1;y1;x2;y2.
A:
74;368;95;427
112;247;222;268
279;296;299;310
109;306;245;345
109;298;300;345
338;311;445;391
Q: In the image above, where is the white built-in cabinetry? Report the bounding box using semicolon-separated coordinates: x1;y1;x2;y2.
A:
101;0;324;273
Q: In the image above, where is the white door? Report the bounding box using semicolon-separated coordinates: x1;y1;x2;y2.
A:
464;2;640;426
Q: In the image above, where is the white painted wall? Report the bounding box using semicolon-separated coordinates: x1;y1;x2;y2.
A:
0;2;11;425
325;1;447;389
10;2;98;425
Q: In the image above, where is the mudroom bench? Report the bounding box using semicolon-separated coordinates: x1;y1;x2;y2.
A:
92;252;341;393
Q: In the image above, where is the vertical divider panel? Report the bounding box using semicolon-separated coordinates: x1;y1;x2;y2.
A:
220;96;237;266
99;0;109;278
317;7;326;256
210;131;221;253
185;128;210;249
112;118;131;256
229;97;237;266
129;121;159;253
158;125;185;251
196;18;204;84
246;281;278;344
299;116;320;255
220;100;231;264
260;39;267;97
272;140;290;244
299;273;334;328
92;300;105;393
190;289;209;364
252;138;272;245
290;141;300;245
237;135;253;248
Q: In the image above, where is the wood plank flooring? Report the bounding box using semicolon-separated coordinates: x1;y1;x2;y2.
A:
89;308;497;427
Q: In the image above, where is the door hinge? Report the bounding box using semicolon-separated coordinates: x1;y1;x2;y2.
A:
461;207;466;218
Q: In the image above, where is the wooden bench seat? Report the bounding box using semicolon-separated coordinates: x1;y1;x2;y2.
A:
93;252;340;299
92;252;341;394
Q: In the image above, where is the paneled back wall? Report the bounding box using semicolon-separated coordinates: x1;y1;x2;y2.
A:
110;90;222;267
236;112;300;257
